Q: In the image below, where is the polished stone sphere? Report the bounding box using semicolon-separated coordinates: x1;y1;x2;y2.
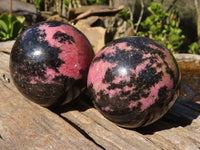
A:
87;36;181;128
10;21;94;107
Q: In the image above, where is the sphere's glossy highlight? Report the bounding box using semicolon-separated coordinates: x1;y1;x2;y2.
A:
10;21;94;107
87;36;180;128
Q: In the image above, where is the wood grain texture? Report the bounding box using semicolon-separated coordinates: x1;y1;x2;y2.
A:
0;41;200;150
0;49;101;150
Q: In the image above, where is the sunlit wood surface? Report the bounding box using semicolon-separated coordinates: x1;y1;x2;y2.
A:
0;42;200;150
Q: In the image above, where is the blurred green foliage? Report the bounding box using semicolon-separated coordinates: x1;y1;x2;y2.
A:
87;0;107;5
136;2;185;54
0;14;25;41
87;0;100;5
188;42;200;54
118;9;131;21
35;0;42;10
64;0;70;8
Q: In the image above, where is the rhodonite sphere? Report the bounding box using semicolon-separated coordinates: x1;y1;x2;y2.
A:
10;21;94;107
87;36;181;128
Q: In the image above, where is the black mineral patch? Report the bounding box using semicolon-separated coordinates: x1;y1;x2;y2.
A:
103;68;115;83
91;38;174;114
10;25;67;90
53;31;75;44
88;36;180;128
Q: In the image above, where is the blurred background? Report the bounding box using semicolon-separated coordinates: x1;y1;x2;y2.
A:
1;0;200;54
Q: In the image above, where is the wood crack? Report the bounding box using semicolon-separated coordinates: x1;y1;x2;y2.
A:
0;134;3;140
0;50;10;55
60;115;105;150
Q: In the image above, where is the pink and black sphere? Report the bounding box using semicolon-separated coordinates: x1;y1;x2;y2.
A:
87;36;181;128
10;21;94;107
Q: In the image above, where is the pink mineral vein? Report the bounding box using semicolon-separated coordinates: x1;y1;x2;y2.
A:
87;60;117;93
128;54;174;111
107;88;122;98
101;106;114;112
148;43;179;80
38;24;92;80
29;68;60;84
138;68;173;111
115;42;132;51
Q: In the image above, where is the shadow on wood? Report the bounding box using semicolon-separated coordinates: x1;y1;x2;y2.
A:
1;41;200;149
49;91;94;114
51;91;200;135
135;98;200;135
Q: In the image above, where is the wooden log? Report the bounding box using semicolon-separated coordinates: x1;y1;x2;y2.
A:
174;54;200;75
0;49;101;150
59;97;200;150
0;41;200;149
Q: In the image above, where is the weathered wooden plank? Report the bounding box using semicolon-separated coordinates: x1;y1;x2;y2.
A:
58;97;200;150
174;54;200;75
0;40;15;54
0;51;102;150
0;41;200;150
59;103;160;150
